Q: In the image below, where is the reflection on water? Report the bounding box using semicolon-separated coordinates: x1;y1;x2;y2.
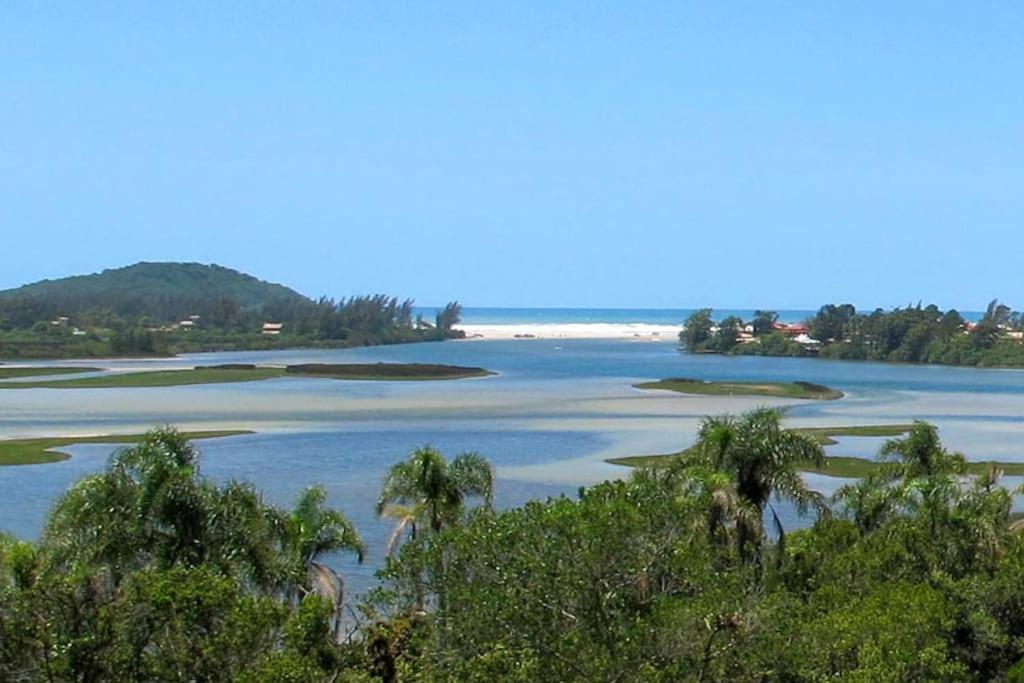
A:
4;339;1024;595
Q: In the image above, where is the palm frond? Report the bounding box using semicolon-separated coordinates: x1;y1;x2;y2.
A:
386;515;416;557
449;451;495;508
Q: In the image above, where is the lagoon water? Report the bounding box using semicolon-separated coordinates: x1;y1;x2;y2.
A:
3;329;1024;595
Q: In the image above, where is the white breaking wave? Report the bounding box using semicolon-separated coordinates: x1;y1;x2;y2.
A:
456;323;682;341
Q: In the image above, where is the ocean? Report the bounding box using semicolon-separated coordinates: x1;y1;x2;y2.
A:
457;307;815;325
437;306;986;325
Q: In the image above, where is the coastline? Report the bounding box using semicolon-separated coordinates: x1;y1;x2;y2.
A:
456;322;682;341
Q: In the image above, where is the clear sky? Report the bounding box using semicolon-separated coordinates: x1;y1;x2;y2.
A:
2;3;1022;309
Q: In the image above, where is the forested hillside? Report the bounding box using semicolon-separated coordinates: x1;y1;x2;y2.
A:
0;262;463;358
0;262;307;325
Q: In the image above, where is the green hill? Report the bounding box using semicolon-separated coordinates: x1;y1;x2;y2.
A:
0;262;310;323
0;262;461;359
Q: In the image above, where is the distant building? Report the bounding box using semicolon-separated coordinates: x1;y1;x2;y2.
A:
178;320;195;330
262;322;283;335
794;333;821;346
771;322;809;337
51;316;70;326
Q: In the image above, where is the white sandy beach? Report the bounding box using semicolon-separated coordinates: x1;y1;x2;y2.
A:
456;322;682;341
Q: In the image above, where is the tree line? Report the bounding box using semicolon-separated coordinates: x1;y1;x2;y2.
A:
680;299;1024;367
6;416;1024;680
0;295;466;358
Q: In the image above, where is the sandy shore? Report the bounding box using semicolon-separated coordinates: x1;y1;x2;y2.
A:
456;323;681;341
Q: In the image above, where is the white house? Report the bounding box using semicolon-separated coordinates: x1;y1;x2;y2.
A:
794;333;821;346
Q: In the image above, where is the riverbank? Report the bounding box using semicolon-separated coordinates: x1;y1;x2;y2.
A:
611;449;1024;478
0;430;254;466
0;366;100;379
0;363;495;389
0;332;461;362
606;424;909;474
606;423;1024;477
634;378;844;400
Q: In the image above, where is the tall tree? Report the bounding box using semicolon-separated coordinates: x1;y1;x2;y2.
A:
693;408;826;562
435;302;463;337
878;421;966;480
281;485;364;640
834;473;906;534
971;298;1012;349
808;303;856;342
41;428;358;596
377;447;493;616
751;310;779;336
680;308;714;351
712;315;744;352
377;446;493;539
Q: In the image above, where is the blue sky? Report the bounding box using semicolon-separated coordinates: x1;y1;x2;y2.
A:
2;3;1022;309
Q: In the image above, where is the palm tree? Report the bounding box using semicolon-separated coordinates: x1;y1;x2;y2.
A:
693;408;826;563
377;446;493;544
380;502;421;557
877;422;965;538
282;485;364;640
834;422;1023;574
41;428;352;596
951;466;1019;571
41;427;204;577
377;447;493;618
878;421;966;480
877;422;1021;568
971;299;1012;348
834;473;905;534
41;466;143;577
982;298;1012;326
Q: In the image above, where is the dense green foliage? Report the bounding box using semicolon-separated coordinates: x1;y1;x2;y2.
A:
681;301;1024;367
610;423;1024;478
7;420;1024;680
680;308;715;351
0;262;465;358
0;261;307;318
0;429;365;681
377;446;494;555
370;419;1024;680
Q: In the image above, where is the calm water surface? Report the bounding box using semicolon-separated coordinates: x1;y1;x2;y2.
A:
4;338;1024;595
